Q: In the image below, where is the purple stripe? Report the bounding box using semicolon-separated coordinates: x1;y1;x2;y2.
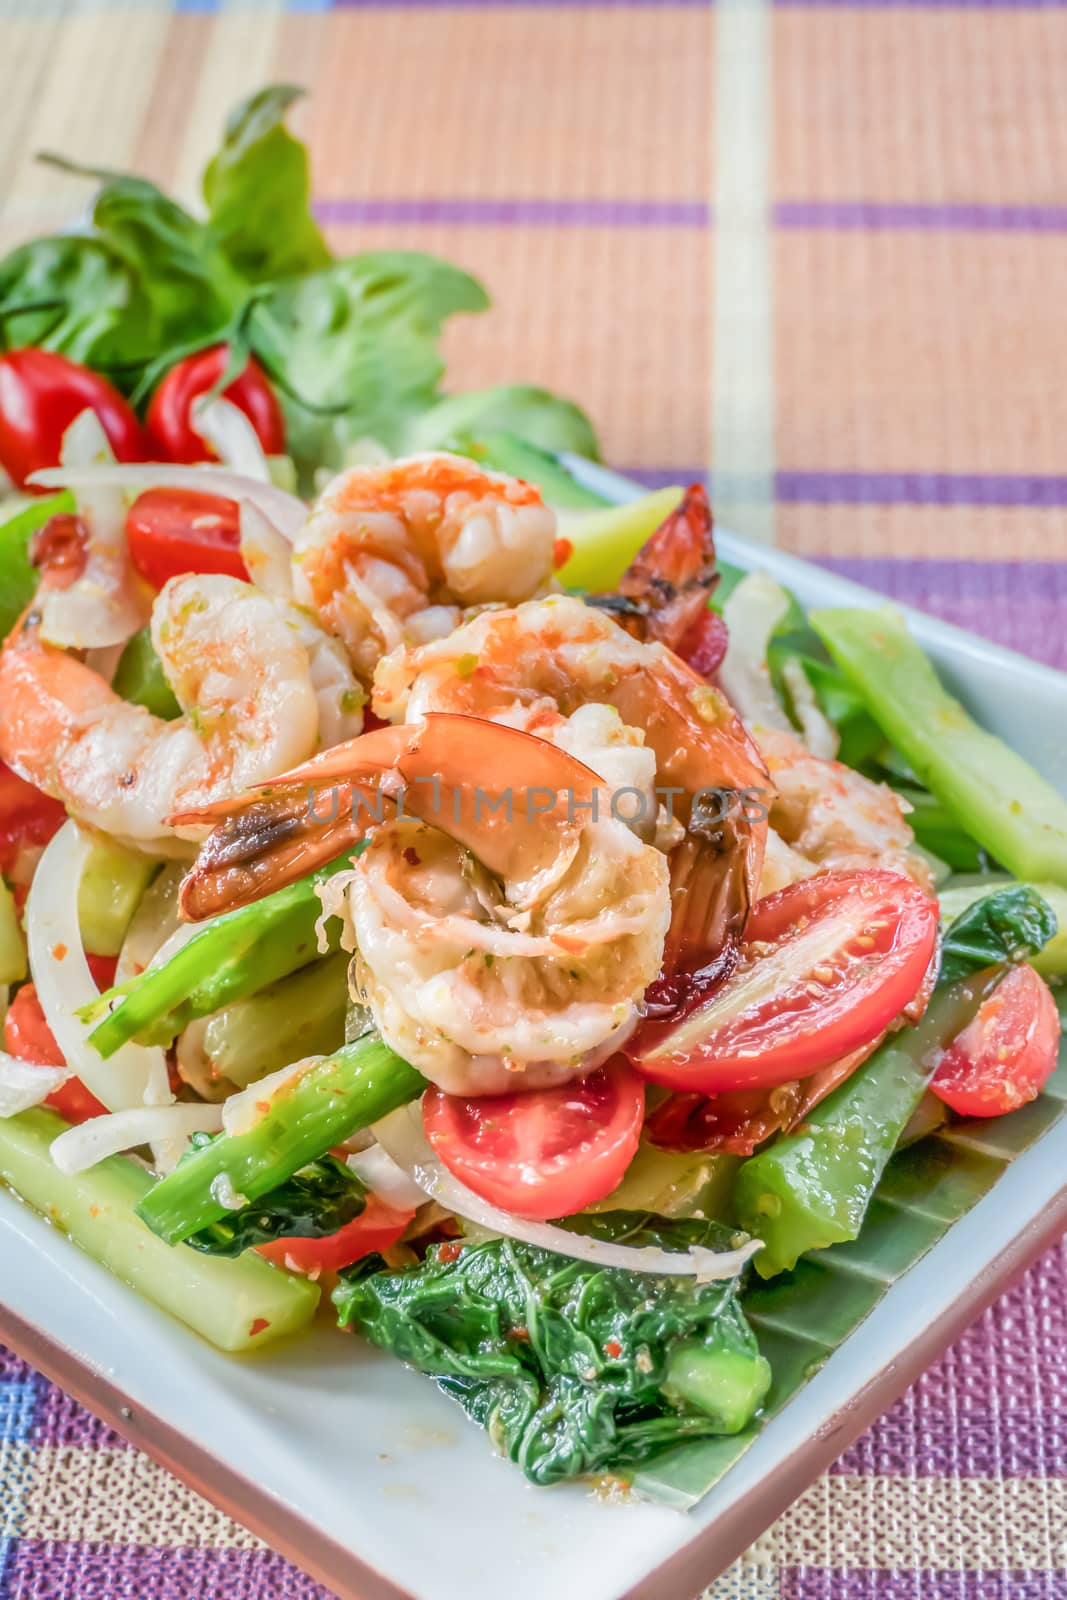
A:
6;1544;331;1600
777;471;1067;508
621;467;1067;507
808;558;1067;669
317;196;1067;233
776;200;1067;231
782;1575;1067;1599
29;1380;127;1450
315;196;709;226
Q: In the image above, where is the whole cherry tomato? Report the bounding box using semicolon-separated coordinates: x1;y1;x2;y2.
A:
146;346;285;464
0;350;146;490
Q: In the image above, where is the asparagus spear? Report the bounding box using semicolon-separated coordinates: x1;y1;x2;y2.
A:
137;1036;426;1244
0;1108;319;1350
84;854;354;1055
811;606;1067;885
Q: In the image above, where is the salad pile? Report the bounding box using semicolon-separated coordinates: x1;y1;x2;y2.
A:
0;88;1064;1496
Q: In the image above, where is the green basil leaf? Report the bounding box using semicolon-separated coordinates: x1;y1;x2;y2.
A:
250;250;490;479
0;236;137;367
938;884;1058;988
202;85;331;284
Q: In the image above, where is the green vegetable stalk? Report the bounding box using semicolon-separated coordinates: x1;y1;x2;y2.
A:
0;878;26;986
735;885;1058;1278
84;854;354;1055
554;488;685;591
0;1108;319;1350
136;1036;425;1245
77;836;158;958
190;949;351;1090
811;606;1067;886
111;627;181;720
335;1217;770;1486
0;491;74;641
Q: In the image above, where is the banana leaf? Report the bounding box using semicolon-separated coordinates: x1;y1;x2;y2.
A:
632;991;1067;1507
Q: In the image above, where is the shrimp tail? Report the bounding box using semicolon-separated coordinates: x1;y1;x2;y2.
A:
588;485;718;651
175;713;603;922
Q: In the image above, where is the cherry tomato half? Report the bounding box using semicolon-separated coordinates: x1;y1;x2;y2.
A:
0;350;146;491
0;762;66;877
930;963;1061;1118
632;870;939;1095
423;1057;645;1221
146;346;285;464
256;1195;415;1275
125;488;247;590
3;955;116;1124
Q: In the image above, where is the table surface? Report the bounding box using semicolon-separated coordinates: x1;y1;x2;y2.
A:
1;3;1066;1597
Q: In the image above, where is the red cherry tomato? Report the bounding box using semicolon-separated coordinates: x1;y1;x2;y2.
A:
422;1057;645;1221
677;608;729;679
256;1195;415;1275
0;350;146;490
146;346;284;464
633;870;939;1095
125;488;247;589
0;762;66;876
4;955;116;1124
930;963;1061;1118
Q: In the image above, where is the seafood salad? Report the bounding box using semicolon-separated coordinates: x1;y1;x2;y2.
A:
0;429;1065;1489
0;88;1065;1497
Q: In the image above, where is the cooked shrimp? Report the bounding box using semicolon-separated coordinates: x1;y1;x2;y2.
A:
587;484;719;652
294;452;556;682
756;726;932;892
175;714;671;1093
374;593;770;1013
0;573;362;853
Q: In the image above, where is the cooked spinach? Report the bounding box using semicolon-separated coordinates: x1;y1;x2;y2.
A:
334;1213;770;1485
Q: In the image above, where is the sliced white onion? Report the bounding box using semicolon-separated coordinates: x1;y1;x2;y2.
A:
114;863;186;984
0;1053;68;1118
221;1056;316;1138
26;822;172;1115
50;1102;223;1176
347;1141;429;1211
37;411;151;651
240;500;294;599
372;1102;761;1281
29;464;306;543
193;397;270;483
781;655;839;760
718;571;793;734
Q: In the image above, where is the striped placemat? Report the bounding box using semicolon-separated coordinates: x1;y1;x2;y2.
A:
1;2;1066;1596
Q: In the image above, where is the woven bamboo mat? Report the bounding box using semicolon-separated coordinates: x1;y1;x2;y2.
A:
1;4;1065;1596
